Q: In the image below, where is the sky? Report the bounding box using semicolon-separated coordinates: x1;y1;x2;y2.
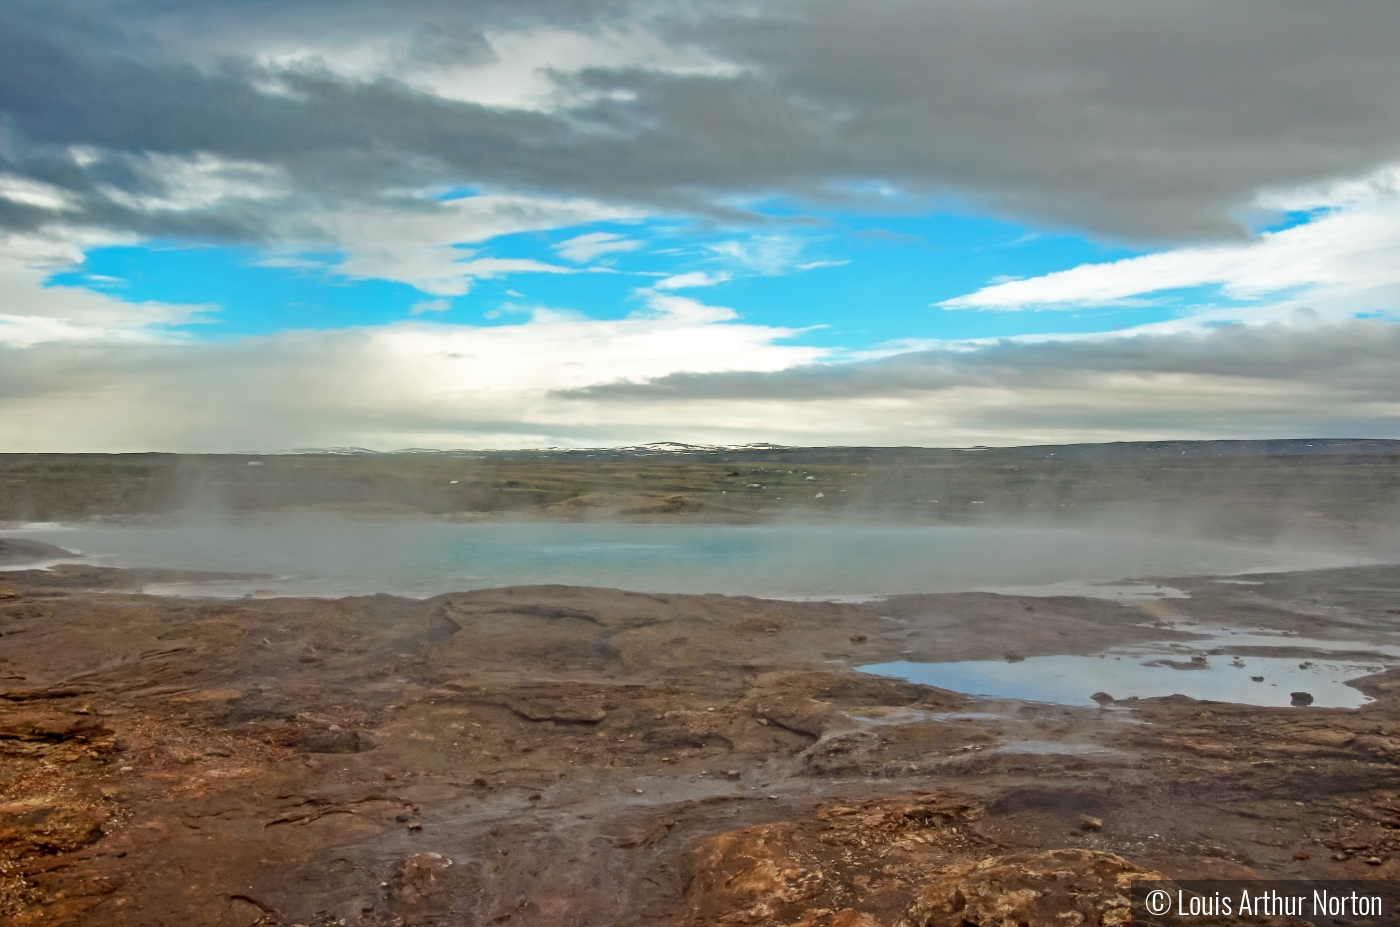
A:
2;1;1400;451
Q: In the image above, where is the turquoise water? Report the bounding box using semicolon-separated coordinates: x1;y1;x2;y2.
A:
2;520;1369;599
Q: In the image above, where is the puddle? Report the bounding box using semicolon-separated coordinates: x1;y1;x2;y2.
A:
852;708;1007;726
0;558;83;573
1161;625;1400;659
860;649;1390;709
972;581;1190;602
996;740;1124;756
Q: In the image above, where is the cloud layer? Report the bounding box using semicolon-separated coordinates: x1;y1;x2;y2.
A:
4;0;1400;243
3;316;1396;451
3;2;1400;450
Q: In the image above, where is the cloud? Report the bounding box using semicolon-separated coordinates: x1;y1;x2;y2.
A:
940;164;1400;328
0;290;826;451
653;270;730;289
4;317;1396;451
706;236;809;275
0;228;208;347
552;320;1400;445
410;298;452;314
5;1;1400;243
553;230;644;262
279;192;638;294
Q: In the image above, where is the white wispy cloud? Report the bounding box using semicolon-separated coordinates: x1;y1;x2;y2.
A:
94;152;289;214
940;163;1400;327
653;271;731;290
553;231;645;263
0;175;80;212
0;229;208;348
281;193;641;295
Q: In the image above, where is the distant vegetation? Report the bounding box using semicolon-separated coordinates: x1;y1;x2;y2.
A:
2;440;1399;540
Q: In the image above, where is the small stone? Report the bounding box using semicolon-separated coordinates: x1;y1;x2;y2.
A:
1294;852;1310;860
1333;853;1350;861
1252;676;1264;682
407;821;422;832
383;772;397;781
1290;691;1315;706
1004;652;1026;663
1079;815;1103;831
528;794;541;801
634;789;644;794
850;634;868;643
1191;654;1208;665
724;769;741;780
1365;856;1383;866
1090;692;1114;705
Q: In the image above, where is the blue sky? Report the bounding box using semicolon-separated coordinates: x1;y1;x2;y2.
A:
3;1;1400;451
46;206;1163;347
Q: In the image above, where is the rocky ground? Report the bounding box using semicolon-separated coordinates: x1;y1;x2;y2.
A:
3;543;1400;925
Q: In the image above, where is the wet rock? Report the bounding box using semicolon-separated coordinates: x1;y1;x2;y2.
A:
1079;815;1103;831
0;800;108;854
676;791;985;925
301;729;376;753
896;849;1164;927
1252;676;1265;682
1005;652;1026;663
1191;654;1208;665
1090;692;1114;705
0;712;109;743
389;852;453;906
799;730;886;776
1290;691;1315;707
506;698;607;723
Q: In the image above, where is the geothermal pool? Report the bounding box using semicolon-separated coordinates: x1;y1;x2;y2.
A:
2;520;1373;599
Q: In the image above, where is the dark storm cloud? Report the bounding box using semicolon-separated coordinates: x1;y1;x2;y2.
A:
2;1;1400;243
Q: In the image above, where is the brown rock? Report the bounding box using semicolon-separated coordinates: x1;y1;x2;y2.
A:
896;849;1164;927
390;852;453;906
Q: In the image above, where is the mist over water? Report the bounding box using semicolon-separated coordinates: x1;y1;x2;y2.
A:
5;520;1377;599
